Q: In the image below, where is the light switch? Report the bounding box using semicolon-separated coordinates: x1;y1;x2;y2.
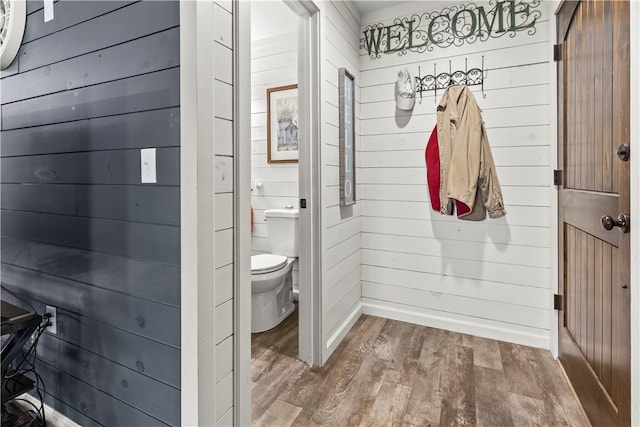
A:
141;148;157;183
44;0;54;22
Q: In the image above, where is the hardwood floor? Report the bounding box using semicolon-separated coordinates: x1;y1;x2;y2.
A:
251;308;590;426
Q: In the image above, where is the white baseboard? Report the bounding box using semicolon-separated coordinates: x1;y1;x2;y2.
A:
324;302;363;364
362;300;550;349
17;394;81;427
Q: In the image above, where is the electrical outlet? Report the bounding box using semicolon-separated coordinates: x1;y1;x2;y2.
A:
45;305;57;334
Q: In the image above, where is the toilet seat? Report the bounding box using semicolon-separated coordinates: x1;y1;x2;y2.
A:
251;254;287;274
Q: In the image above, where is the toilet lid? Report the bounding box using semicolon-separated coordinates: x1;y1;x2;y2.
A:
251;254;287;274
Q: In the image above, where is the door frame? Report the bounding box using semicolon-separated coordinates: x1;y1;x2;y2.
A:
179;1;216;424
286;0;323;366
235;1;251;425
630;2;639;425
549;0;560;359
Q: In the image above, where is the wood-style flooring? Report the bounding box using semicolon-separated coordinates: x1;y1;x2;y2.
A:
251;308;590;426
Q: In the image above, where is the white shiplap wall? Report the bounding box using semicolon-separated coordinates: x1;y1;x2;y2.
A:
358;1;556;349
251;33;298;254
181;1;234;425
212;1;234;425
320;1;363;360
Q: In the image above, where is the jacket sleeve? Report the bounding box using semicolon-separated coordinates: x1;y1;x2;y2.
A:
479;124;506;218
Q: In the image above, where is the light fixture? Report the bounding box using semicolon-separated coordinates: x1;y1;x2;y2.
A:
0;0;26;70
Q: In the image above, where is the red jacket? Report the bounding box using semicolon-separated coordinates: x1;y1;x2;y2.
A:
425;125;485;220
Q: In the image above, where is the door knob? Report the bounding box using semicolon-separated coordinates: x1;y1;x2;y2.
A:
601;214;630;233
617;143;630;161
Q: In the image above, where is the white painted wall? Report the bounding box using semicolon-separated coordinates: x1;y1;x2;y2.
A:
358;1;556;349
250;31;298;252
180;1;235;425
319;1;364;361
212;4;235;423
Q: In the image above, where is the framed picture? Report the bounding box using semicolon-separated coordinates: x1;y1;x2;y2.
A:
339;68;356;206
267;84;299;163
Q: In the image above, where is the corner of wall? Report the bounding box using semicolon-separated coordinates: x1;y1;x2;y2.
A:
319;0;364;364
179;2;200;424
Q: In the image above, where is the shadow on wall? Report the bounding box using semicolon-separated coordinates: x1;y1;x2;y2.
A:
340;204;354;220
486;216;512;253
430;210;512;282
394;106;412;128
394;80;413;128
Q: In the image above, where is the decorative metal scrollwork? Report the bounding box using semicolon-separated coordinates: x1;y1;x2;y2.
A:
360;0;542;60
416;56;487;102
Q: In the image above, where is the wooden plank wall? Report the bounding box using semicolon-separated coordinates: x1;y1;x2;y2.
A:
250;27;300;288
321;1;363;361
211;1;235;424
358;2;555;349
0;1;181;425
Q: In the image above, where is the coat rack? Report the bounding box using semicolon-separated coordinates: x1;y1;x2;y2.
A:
415;56;487;102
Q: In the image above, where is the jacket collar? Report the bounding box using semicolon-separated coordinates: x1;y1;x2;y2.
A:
437;85;468;111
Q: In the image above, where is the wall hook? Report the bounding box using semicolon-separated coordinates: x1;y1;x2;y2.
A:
414;55;487;100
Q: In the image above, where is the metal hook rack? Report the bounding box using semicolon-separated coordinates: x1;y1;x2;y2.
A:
415;56;487;103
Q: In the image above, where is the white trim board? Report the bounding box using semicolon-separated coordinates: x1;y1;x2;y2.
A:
325;302;363;362
277;0;324;366
547;0;560;360
362;300;551;349
179;1;200;424
235;0;252;425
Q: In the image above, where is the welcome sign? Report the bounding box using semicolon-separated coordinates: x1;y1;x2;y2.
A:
361;0;541;58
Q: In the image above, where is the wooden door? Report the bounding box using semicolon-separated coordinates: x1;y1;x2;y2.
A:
556;1;631;426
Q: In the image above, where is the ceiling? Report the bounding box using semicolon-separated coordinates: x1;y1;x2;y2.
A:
250;0;416;41
352;0;409;16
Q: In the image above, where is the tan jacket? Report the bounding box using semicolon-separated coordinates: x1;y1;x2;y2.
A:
436;85;505;218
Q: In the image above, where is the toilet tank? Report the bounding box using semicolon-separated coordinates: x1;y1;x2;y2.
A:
265;208;299;257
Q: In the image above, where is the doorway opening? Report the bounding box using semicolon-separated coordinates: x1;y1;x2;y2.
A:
234;0;322;422
245;0;321;376
249;0;301;362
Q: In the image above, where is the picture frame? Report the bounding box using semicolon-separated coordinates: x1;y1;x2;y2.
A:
267;84;299;163
339;68;356;206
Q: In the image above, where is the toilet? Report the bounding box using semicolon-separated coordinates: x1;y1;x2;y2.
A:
251;208;298;333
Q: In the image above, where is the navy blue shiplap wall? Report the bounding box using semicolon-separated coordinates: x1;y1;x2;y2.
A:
0;1;181;425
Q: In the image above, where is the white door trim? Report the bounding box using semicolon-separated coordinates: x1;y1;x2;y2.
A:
234;1;252;425
289;0;323;366
179;0;215;424
547;0;560;359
